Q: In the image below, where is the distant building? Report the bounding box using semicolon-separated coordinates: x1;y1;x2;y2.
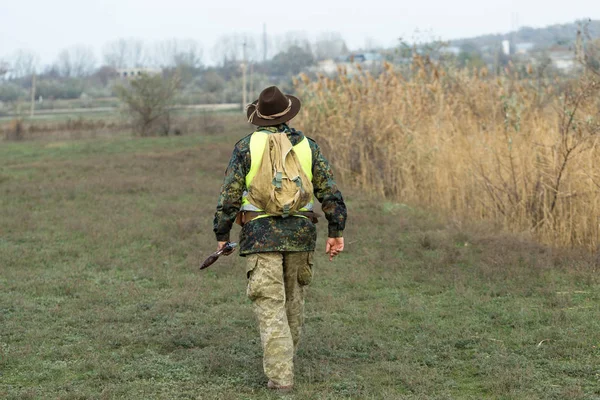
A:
116;68;162;79
346;52;383;64
548;47;577;72
440;46;461;56
311;52;384;76
313;59;338;75
515;42;535;54
502;40;511;56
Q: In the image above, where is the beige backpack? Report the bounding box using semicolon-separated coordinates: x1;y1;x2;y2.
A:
246;133;313;217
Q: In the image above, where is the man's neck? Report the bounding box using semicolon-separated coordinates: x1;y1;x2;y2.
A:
260;123;290;133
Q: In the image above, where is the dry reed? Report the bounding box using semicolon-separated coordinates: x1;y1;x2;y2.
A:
296;58;600;250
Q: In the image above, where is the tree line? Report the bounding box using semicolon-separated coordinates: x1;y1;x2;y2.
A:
2;21;598;106
0;32;354;79
0;32;357;105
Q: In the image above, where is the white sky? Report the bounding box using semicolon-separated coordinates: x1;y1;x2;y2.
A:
1;0;598;66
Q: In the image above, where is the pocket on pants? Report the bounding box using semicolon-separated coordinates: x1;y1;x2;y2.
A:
246;254;260;300
297;252;313;286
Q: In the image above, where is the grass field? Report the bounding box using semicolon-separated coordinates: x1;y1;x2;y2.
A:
1;125;599;399
0;103;240;124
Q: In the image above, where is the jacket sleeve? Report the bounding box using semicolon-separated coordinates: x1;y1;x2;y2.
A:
310;141;347;237
213;146;246;242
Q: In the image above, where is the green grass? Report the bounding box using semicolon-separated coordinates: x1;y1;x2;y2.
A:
1;129;599;399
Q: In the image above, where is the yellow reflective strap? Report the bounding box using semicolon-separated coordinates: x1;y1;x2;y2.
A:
251;214;308;221
294;137;313;180
294;137;314;209
240;197;253;207
246;131;269;187
298;204;313;212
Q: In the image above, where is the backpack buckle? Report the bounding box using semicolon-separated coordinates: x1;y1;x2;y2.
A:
272;172;283;189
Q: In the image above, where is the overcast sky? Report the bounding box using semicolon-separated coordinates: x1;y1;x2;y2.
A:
1;0;598;66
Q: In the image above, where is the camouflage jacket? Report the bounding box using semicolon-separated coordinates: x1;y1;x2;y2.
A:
213;124;347;255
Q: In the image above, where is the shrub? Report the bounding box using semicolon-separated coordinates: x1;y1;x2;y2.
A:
4;119;24;141
0;83;24;102
115;73;181;136
36;79;85;99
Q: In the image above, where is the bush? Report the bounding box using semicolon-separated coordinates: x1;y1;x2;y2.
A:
36;79;85;100
0;83;24;102
115;73;181;136
199;70;226;93
4;119;24;141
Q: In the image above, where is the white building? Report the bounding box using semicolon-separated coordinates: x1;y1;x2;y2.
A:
515;42;535;55
116;68;162;79
548;48;577;72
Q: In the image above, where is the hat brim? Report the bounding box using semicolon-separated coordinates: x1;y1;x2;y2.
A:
246;95;301;126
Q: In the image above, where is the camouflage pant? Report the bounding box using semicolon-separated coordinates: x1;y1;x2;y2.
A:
246;251;313;386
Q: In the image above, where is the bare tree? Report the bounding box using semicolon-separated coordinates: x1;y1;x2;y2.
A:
55;45;97;77
364;37;382;52
56;50;72;78
212;35;239;65
103;38;146;69
274;31;312;55
582;22;600;75
92;65;118;86
103;39;126;69
313;32;348;61
0;60;9;79
70;46;96;77
212;34;258;65
10;49;39;78
153;39;203;68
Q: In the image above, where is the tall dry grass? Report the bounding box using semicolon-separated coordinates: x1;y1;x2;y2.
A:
296;58;600;249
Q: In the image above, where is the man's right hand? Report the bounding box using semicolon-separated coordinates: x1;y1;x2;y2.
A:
325;237;344;261
217;241;235;255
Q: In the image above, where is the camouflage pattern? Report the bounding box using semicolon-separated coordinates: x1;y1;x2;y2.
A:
245;251;313;386
213;123;347;255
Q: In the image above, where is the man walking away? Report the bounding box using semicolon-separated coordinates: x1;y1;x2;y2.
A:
213;86;347;392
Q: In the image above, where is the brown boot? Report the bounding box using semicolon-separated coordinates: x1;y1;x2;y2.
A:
267;380;294;393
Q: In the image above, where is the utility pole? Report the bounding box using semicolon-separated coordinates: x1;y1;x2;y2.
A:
250;62;254;103
263;23;267;62
30;73;36;117
510;12;519;57
242;41;247;109
576;28;584;65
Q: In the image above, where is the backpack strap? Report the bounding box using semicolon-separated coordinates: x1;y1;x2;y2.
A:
272;171;283;189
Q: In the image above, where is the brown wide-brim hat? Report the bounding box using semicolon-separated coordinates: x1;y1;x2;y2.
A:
246;86;301;126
